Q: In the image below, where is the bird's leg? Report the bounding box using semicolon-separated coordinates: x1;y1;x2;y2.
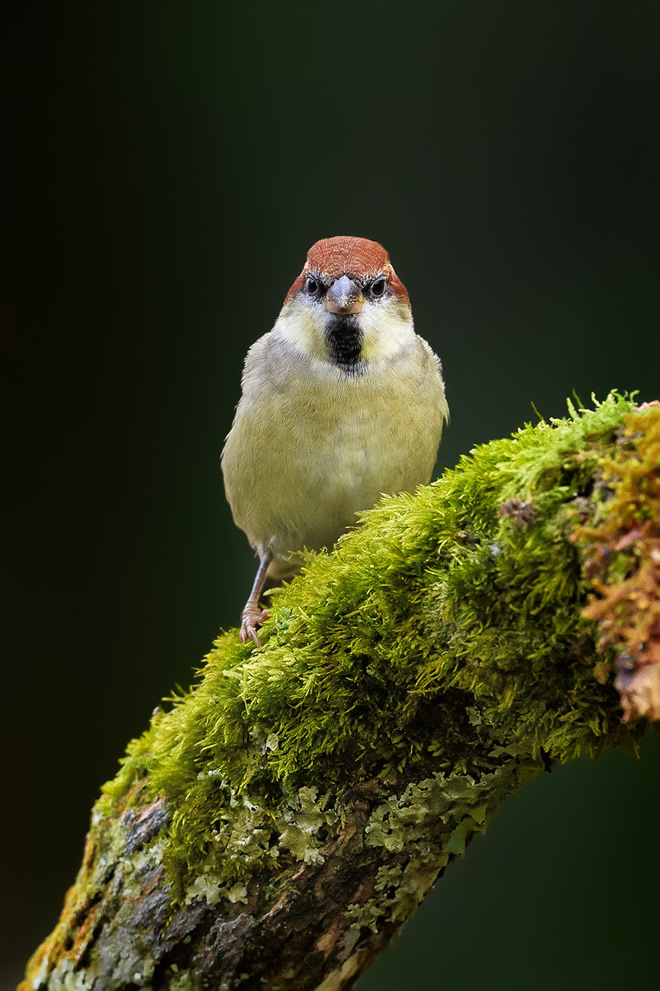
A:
240;554;272;646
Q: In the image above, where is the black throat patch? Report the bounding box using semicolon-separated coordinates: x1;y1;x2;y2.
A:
324;315;363;373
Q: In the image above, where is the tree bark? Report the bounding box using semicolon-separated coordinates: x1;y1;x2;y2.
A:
22;395;660;991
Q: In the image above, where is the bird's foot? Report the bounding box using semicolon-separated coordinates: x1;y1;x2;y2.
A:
240;605;270;646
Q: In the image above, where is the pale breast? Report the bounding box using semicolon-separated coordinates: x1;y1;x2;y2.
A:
222;332;447;571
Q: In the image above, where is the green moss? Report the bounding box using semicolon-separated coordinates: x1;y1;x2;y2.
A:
98;391;648;899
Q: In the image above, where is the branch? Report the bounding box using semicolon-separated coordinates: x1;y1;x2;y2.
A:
22;394;660;991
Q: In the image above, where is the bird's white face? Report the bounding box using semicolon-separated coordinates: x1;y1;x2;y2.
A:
274;263;415;375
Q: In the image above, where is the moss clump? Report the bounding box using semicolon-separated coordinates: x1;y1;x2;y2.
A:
578;403;660;719
93;391;652;899
580;406;660;660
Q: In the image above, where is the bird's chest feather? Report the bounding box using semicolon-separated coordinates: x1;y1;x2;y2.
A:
223;338;445;558
307;406;375;495
282;372;422;496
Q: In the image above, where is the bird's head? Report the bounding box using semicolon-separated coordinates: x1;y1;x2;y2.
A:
275;236;414;373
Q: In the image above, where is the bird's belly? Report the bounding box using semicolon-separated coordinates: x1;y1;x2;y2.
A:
275;407;426;556
223;364;445;573
314;415;382;509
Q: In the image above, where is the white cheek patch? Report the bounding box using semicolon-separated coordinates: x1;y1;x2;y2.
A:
359;299;415;363
273;295;415;373
274;299;328;362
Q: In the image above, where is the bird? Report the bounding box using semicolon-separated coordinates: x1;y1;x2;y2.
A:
222;235;449;645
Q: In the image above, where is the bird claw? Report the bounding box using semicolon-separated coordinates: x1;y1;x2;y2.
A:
240;606;270;647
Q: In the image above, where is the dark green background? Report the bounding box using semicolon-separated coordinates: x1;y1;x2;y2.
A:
4;2;659;987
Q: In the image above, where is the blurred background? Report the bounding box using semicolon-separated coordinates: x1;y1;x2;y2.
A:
4;2;659;987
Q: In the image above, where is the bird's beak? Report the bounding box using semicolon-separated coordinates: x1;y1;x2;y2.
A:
324;275;363;315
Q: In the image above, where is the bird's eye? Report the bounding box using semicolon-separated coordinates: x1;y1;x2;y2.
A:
305;276;319;295
370;277;387;298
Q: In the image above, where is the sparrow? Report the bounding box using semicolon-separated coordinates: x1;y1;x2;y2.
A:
222;235;449;645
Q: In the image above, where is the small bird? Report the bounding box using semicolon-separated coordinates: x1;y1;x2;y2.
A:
222;236;449;645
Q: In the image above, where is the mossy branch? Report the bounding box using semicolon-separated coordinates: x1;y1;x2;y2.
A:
23;394;660;991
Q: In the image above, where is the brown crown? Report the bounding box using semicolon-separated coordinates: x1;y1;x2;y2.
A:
285;236;410;307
